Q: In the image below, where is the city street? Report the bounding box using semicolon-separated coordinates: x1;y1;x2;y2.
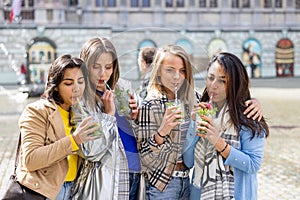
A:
0;78;299;199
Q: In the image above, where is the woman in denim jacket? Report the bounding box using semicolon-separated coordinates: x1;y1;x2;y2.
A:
184;52;269;200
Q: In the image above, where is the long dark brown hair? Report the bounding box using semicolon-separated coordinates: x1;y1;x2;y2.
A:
201;52;269;138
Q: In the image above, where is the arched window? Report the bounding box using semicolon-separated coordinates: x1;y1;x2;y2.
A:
176;38;193;55
275;38;294;77
207;38;228;59
176;38;197;72
242;38;262;78
138;39;157;49
27;37;56;84
136;39;157;77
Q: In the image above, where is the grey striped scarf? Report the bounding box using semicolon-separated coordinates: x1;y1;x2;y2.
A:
193;104;240;200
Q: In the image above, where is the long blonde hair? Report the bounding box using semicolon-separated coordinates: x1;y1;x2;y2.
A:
148;44;195;111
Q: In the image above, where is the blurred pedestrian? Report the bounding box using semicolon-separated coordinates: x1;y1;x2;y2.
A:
137;46;156;101
184;52;269;200
15;54;100;199
18;63;26;84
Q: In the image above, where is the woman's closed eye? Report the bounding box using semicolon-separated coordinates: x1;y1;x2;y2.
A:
64;81;73;86
105;63;113;70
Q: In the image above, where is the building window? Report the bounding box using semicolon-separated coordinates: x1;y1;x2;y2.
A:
176;39;193;55
264;0;272;8
139;39;157;49
297;0;300;9
131;0;138;7
208;38;228;59
210;0;217;8
96;0;104;7
107;0;116;7
47;51;52;62
39;51;45;62
199;0;206;7
242;38;262;78
28;0;34;7
22;10;34;20
142;0;151;7
177;0;184;7
232;0;239;8
46;9;53;21
242;0;250;8
276;39;294;77
166;0;173;7
31;51;36;63
275;0;282;8
69;0;78;6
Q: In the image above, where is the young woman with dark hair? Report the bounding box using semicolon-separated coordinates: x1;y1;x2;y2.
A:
16;54;100;200
184;52;269;200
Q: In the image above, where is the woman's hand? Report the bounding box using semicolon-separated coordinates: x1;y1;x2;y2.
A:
72;116;100;145
196;115;220;145
129;93;138;120
196;115;230;158
157;106;182;137
244;98;262;121
101;90;116;116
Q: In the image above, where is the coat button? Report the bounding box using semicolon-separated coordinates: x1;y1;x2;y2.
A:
34;182;39;186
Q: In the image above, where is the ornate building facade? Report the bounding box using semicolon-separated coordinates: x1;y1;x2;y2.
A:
0;0;299;84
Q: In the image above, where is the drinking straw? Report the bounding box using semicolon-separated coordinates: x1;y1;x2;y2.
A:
104;80;111;91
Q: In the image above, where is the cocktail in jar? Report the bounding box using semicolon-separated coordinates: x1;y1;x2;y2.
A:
166;100;184;122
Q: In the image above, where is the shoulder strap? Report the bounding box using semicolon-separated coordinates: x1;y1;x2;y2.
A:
13;132;22;175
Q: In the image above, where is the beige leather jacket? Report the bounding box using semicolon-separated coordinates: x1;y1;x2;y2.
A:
16;99;81;199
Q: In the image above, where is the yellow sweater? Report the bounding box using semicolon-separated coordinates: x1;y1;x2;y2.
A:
57;105;79;182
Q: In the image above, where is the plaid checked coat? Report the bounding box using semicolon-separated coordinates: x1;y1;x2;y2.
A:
135;90;201;192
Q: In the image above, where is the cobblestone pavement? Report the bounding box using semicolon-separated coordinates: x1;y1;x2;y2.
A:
0;81;300;199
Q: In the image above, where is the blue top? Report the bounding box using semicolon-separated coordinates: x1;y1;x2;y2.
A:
184;121;266;200
97;90;141;173
116;112;141;172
